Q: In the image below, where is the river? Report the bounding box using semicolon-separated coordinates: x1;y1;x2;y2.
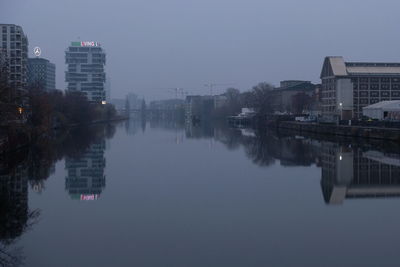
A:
1;119;400;267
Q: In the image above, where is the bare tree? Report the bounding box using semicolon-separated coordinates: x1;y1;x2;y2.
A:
249;82;274;116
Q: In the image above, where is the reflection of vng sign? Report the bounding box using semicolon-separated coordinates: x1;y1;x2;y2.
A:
80;194;99;201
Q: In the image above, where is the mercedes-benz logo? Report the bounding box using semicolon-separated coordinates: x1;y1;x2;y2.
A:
34;46;41;57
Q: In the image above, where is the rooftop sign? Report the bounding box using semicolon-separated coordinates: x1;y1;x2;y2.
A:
71;41;101;47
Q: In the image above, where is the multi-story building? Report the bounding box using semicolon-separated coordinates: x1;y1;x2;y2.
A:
270;80;316;113
320;56;400;121
27;57;56;91
185;95;214;123
127;92;141;110
0;24;29;100
65;41;106;103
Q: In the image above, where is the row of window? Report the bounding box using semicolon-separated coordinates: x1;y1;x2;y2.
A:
66;59;87;63
351;77;400;83
68;47;102;52
354;91;400;97
354;84;400;90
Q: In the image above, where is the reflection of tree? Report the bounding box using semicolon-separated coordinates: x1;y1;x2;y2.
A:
214;127;242;151
242;133;276;167
0;123;117;265
185;122;319;168
0;159;40;267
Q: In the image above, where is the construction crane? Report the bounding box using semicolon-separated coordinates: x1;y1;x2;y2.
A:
204;83;235;96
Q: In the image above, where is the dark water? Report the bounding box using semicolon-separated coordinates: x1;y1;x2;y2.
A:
1;120;400;267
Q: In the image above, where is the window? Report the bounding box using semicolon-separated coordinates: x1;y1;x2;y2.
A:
370;91;379;97
370;84;379;90
381;84;389;90
391;91;400;97
381;91;390;97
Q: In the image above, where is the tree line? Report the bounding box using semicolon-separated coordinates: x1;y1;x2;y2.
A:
213;82;314;119
0;68;117;152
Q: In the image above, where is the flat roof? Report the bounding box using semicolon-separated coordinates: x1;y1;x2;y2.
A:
347;66;400;75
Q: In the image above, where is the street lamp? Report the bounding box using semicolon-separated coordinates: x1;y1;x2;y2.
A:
339;102;343;121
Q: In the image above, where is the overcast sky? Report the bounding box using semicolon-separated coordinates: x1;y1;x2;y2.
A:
2;0;400;100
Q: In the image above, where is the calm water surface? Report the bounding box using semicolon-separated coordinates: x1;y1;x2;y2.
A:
1;120;400;267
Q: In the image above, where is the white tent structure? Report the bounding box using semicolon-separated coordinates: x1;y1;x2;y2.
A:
362;100;400;120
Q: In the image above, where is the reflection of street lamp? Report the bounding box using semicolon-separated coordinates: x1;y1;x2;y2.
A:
18;107;23;114
101;100;106;105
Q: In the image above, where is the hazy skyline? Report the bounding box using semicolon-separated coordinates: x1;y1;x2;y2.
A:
2;0;400;100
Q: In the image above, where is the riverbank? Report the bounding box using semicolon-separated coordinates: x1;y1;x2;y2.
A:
275;121;400;142
0;116;128;155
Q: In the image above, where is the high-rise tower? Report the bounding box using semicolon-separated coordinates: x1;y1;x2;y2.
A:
65;41;106;103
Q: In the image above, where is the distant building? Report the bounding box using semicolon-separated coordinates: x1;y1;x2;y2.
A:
213;95;227;109
105;75;111;102
127;93;141;110
65;41;106;103
0;24;29;100
270;80;316;113
149;99;184;110
27;57;56;91
185;95;214;122
320;56;400;121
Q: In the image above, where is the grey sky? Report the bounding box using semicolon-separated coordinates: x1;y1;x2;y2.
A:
2;0;400;100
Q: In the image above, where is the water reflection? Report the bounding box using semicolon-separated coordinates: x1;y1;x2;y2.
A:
321;142;400;205
0;123;116;265
65;141;106;200
157;120;400;205
0;157;34;267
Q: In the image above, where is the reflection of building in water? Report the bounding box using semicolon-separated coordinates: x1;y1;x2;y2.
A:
124;118;140;136
0;162;29;240
65;141;106;200
321;142;400;205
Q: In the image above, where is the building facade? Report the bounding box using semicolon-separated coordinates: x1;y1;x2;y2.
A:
27;57;56;91
0;24;29;99
65;41;106;103
270;80;316;113
320;56;400;121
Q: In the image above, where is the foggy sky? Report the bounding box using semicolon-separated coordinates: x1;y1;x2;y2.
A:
2;0;400;100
